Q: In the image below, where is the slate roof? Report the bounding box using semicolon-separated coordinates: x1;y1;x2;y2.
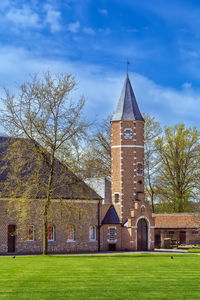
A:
153;214;200;229
0;136;102;200
101;205;121;224
112;75;144;122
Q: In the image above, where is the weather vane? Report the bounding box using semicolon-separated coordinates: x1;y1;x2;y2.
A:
127;60;130;74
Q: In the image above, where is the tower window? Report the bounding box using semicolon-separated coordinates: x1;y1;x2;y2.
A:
137;163;143;176
114;193;119;204
124;129;132;139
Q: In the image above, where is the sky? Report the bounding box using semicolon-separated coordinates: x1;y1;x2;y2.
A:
1;0;200;128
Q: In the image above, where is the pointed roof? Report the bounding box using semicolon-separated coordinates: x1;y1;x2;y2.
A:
112;75;144;122
101;205;121;224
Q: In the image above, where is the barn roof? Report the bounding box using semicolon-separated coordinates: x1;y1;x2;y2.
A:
111;75;144;122
101;205;121;224
153;213;200;229
0;136;102;200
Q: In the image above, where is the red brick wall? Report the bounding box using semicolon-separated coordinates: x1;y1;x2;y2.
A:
0;199;100;254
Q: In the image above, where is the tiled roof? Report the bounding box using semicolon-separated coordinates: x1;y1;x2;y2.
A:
0;136;102;200
101;205;121;224
153;213;200;228
111;75;144;122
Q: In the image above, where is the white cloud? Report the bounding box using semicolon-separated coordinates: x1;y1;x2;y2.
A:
6;6;41;28
182;82;192;89
44;5;61;32
0;46;200;128
99;9;108;15
83;27;95;35
67;21;80;33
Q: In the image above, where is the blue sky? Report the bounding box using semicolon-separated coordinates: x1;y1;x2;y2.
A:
1;0;200;127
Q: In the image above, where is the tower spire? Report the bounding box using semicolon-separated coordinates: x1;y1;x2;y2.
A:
127;60;130;75
111;75;144;122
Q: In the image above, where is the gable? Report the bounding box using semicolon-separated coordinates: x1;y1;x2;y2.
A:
0;136;102;200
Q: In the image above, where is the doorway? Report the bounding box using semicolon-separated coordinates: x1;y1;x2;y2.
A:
179;231;186;244
8;225;16;253
137;218;148;251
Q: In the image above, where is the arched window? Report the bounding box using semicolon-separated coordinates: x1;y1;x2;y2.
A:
48;226;54;241
67;225;75;241
114;193;119;204
137;163;143;176
124;128;132;139
89;226;97;241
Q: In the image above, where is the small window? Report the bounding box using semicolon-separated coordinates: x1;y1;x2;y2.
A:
27;225;35;241
48;226;54;241
141;206;145;213
168;231;174;235
137;163;143;176
109;228;116;241
67;225;75;241
114;193;119;204
124;129;132;139
192;231;199;235
89;226;97;241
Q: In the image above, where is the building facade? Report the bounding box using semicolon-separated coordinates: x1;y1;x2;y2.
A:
0;75;200;254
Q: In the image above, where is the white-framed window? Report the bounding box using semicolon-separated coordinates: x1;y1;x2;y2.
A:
27;225;35;241
109;227;116;241
192;231;199;235
48;226;54;241
114;193;119;204
89;226;97;241
67;225;75;242
168;231;174;235
124;129;132;139
137;163;143;176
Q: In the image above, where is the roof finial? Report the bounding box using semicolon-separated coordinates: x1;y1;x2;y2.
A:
127;60;130;75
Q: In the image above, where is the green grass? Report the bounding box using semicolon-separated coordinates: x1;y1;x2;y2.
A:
0;254;200;299
188;249;200;253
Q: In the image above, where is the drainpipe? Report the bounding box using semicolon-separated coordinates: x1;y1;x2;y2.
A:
98;200;101;252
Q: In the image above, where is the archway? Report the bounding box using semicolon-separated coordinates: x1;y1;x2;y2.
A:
137;218;148;251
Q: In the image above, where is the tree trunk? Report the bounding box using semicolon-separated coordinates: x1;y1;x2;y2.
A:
42;151;55;255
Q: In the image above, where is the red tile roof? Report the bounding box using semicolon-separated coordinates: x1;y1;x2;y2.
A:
153;214;200;229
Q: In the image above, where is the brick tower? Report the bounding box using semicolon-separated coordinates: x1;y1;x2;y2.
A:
111;74;145;222
111;74;155;250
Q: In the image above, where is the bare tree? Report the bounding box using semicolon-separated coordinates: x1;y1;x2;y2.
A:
81;115;111;179
0;72;92;254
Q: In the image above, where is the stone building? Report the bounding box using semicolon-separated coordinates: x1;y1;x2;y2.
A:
0;75;199;254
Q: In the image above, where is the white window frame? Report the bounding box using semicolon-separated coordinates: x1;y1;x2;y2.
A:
124;128;132;139
67;225;75;242
27;225;35;241
137;162;143;176
108;227;117;243
48;226;55;242
89;226;97;241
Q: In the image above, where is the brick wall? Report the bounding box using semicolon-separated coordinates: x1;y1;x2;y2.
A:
0;199;100;254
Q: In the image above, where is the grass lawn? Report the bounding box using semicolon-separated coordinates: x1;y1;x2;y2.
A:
188;249;200;253
0;254;200;299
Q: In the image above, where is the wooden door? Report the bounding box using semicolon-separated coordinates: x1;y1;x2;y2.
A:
180;231;186;244
8;225;16;253
137;218;148;251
